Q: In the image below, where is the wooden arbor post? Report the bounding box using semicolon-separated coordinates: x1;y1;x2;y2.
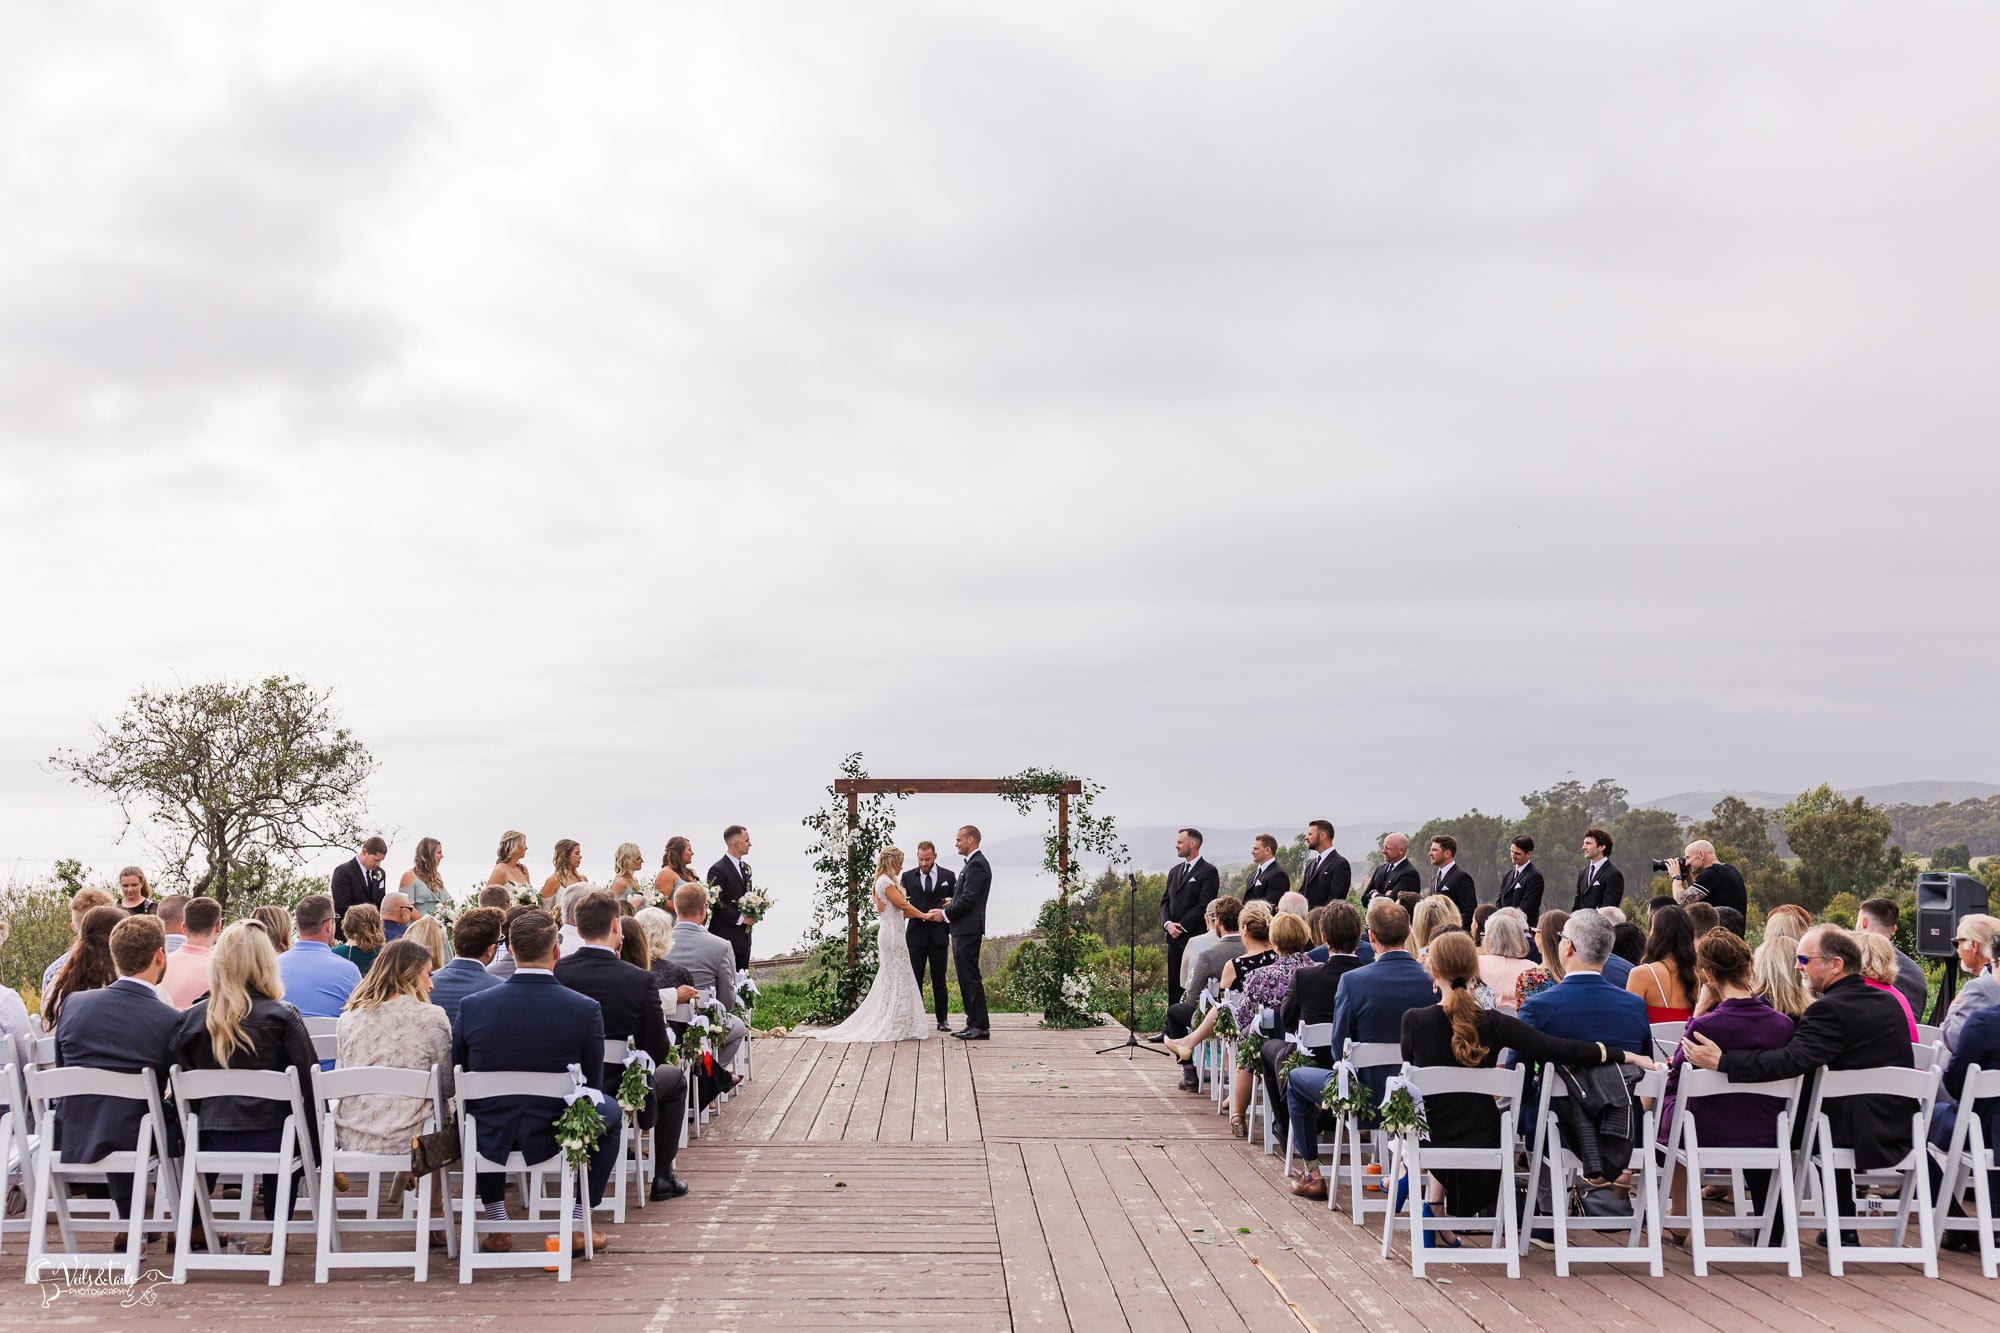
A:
830;776;1084;968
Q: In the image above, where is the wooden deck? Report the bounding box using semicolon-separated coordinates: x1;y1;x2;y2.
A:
7;1014;1999;1328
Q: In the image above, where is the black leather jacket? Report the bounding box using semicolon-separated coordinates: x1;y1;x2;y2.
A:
169;990;320;1152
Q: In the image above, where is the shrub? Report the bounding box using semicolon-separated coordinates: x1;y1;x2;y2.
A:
0;878;79;995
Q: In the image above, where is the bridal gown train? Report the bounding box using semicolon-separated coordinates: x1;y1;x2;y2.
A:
813;875;930;1043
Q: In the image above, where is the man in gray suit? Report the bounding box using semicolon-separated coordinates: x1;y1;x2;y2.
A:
670;883;746;1074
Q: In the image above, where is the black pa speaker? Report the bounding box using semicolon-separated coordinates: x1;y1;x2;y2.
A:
1916;872;1990;958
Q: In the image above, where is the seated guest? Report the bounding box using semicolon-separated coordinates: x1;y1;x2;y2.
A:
1267;901;1364;1170
1762;906;1811;954
1611;920;1646;966
1857;897;1927;1018
404;915;449;969
335;939;453;1153
1512;910;1569;1008
1683;902;1720;938
0;923;36;1069
1596;908;1636;987
170;922;320;1227
51;915;178;1218
379;892;416;943
1395;932;1650;1219
1303;906;1331;964
279;894;362;1017
1161;903;1276;1069
1477;908;1535;1014
669;884;747;1080
1682;925;1917;1235
1470;903;1497;948
333;904;385;976
1226;912;1313;1140
1410;896;1460;960
430;907;506;1036
1659;929;1794;1227
1178;901;1224;999
1934;999;2000;1242
478;884;515;910
1162;896;1244;1091
1519;909;1650;1057
41;905;124;1030
157;895;189;954
635;907;699;1007
554;890;689;1201
1751;935;1811;1020
1627;904;1698;1022
43;887;115;992
1275;891;1309;921
1943;914;2000;1050
1856;932;1919;1040
251;905;293;953
455;910;622;1254
160;896;223;1009
485;905;536;979
557;883;597;958
1715;906;1747;938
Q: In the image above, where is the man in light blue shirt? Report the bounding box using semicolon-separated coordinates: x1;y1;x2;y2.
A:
278;893;361;1017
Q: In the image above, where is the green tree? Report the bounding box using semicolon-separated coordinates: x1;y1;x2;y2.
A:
1979;855;2000;895
1510;803;1591;897
47;676;375;911
1931;842;1973;871
1412;810;1509;903
1607;808;1686;904
1778;784;1894;913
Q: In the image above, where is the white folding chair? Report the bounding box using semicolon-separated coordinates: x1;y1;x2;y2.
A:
1915;1024;1945;1049
1659;1069;1803;1276
1327;1041;1403;1224
311;1033;341;1066
454;1066;593;1283
1380;1064;1526;1278
569;1038;649;1224
0;1061;39;1259
313;1064;446;1282
1935;1065;2000;1277
31;1037;56;1069
1801;1064;1940;1276
1241;1008;1274;1148
303;1016;340;1040
21;1064;179;1284
1913;1040;1946;1073
170;1065;320;1286
1280;1024;1333;1178
1521;1067;1666;1275
1650;1021;1686;1063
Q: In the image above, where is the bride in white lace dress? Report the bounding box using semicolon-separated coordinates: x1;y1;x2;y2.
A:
813;846;932;1043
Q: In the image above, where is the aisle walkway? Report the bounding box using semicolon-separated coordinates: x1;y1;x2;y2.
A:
7;1014;1997;1329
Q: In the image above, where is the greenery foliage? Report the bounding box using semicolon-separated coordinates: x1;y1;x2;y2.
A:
1778;784;1896;912
797;753;901;1025
995;768;1127;1029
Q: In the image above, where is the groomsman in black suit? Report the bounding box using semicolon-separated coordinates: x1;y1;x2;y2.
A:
1243;834;1290;907
1298;820;1352;908
1573;827;1625;912
1159;828;1220;1008
1495;835;1544;922
902;840;955;1032
1426;834;1478;921
1360;832;1422;907
705;825;754;971
330;836;389;942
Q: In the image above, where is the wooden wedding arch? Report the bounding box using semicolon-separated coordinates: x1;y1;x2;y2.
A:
830;775;1083;966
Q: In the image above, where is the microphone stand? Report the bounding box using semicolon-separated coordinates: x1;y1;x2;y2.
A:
1098;872;1174;1059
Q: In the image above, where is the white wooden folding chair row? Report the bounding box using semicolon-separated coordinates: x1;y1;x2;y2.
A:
1279;1024;1332;1178
1240;1007;1274;1147
313;1064;449;1282
19;1063;180;1284
1916;1023;1946;1049
1325;1041;1402;1225
453;1066;593;1283
170;1065;321;1286
1658;1069;1805;1276
1380;1062;1527;1278
1935;1064;2000;1277
0;1062;39;1259
1519;1067;1667;1276
1799;1063;1940;1276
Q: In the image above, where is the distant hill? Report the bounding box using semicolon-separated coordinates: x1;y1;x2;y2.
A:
1641;781;2000;823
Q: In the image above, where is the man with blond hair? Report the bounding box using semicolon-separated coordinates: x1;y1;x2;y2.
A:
42;886;116;992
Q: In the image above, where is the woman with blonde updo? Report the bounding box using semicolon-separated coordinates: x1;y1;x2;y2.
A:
1857;931;1919;1039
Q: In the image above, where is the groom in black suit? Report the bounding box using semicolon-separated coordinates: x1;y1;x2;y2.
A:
929;825;991;1040
705;825;754;971
902;840;955;1032
330;836;389;941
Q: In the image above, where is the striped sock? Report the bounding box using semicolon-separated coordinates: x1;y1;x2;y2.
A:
483;1200;509;1222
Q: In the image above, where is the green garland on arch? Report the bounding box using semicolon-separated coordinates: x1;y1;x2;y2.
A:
996;768;1128;1029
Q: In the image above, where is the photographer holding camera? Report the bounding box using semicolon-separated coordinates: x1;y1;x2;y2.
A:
1658;839;1747;930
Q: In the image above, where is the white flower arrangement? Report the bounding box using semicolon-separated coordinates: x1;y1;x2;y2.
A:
739;887;772;924
1060;971;1095;1012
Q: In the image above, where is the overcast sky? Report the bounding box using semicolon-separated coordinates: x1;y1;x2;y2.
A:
4;4;1998;941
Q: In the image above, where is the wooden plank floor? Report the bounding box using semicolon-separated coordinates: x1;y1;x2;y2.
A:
8;1012;2000;1328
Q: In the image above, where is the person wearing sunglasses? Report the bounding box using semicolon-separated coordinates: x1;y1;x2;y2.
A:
1942;914;2000;1051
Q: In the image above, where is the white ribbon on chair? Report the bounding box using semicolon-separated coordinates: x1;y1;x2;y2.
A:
1332;1059;1360;1101
564;1063;593;1104
624;1048;657;1074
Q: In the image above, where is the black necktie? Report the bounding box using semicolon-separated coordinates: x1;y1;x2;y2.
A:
1435;870;1444;891
741;860;752;884
924;872;933;896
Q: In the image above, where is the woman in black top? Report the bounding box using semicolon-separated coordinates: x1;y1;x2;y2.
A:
1401;932;1653;1218
1162;902;1281;1065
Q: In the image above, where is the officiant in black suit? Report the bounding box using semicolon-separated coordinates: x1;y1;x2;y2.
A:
902;840;956;1032
1298;820;1352;908
1243;834;1290;907
330;836;389;942
1360;832;1422;907
1495;835;1544;922
706;825;755;971
933;826;991;1040
1426;834;1478;921
1160;828;1220;1008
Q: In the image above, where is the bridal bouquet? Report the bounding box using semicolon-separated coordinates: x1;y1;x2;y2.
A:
738;887;772;925
553;1064;608;1169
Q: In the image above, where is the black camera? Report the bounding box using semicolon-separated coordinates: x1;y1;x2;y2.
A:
1650;858;1674;873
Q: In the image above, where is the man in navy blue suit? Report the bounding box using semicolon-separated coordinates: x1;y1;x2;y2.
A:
53;914;180;1219
455;910;622;1254
429;907;504;1036
1328;900;1438;1092
1518;908;1649;1056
